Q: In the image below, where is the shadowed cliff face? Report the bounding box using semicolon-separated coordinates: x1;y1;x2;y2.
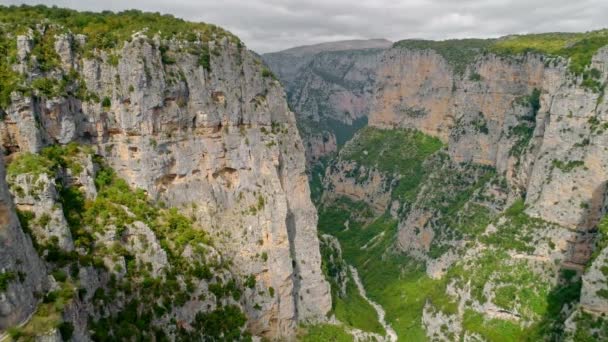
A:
0;12;330;340
0;157;47;330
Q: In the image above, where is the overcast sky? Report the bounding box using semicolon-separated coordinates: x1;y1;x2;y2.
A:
3;0;608;53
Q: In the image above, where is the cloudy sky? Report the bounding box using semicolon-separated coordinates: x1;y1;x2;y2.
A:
3;0;608;53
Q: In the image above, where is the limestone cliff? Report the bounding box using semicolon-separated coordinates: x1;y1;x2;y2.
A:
0;6;329;340
315;33;608;340
263;40;390;165
0;157;47;331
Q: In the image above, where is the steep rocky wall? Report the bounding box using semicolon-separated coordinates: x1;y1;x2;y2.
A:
0;25;330;338
370;46;608;232
0;157;47;330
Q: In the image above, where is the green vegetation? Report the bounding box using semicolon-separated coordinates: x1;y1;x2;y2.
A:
342;127;443;175
313;122;584;341
568;310;608;341
469;72;482;81
419;159;496;250
508;123;534;157
491;30;608;75
393;30;608;87
7;152;54;178
320;237;384;335
298;324;354;342
0;271;16;292
197;44;211;71
309;156;331;205
334;274;385;335
451;250;550;315
341;127;442;201
6;144;250;340
319;198;457;340
393;39;493;75
552;159;585;172
261;67;276;80
9;282;75;340
480;199;541;253
185;305;249;341
101;96;111;108
463;309;525;341
507;88;541;158
0;24;23;108
0;5;240;51
0;5;241;110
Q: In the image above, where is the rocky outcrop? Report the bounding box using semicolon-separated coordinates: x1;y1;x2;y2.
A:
0;157;47;330
580;245;608;314
0;11;330;340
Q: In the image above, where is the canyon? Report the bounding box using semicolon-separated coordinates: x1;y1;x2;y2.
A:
0;4;608;342
265;33;608;341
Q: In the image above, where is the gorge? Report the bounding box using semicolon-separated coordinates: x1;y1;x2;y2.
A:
0;4;607;341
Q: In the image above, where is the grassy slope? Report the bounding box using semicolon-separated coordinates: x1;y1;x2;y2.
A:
334;271;386;335
319;198;455;340
318;127;451;340
298;324;354;342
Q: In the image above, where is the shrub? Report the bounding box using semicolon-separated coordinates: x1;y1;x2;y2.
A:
58;321;74;340
261;68;276;79
102;96;111;108
30;77;62;98
0;271;16;292
244;275;256;289
469;72;482;81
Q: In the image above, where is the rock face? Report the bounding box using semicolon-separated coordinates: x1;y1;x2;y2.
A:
313;37;608;340
263;40;391;165
0;157;47;330
370;45;608;233
0;10;329;340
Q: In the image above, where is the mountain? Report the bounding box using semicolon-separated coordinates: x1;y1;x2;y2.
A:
282;32;608;340
3;5;608;341
0;5;330;341
263;39;391;166
263;39;391;89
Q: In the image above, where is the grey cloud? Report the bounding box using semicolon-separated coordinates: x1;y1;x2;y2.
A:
2;0;608;52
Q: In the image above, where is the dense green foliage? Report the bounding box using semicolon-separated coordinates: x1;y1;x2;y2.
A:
0;5;241;110
299;324;354;342
393;39;494;75
320;236;385;335
318;199;456;340
393;30;608;79
491;30;608;75
6;145;249;341
342;127;443;175
0;271;16;292
341;127;443;202
0;5;240;50
0;25;22;109
567;310;608;341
